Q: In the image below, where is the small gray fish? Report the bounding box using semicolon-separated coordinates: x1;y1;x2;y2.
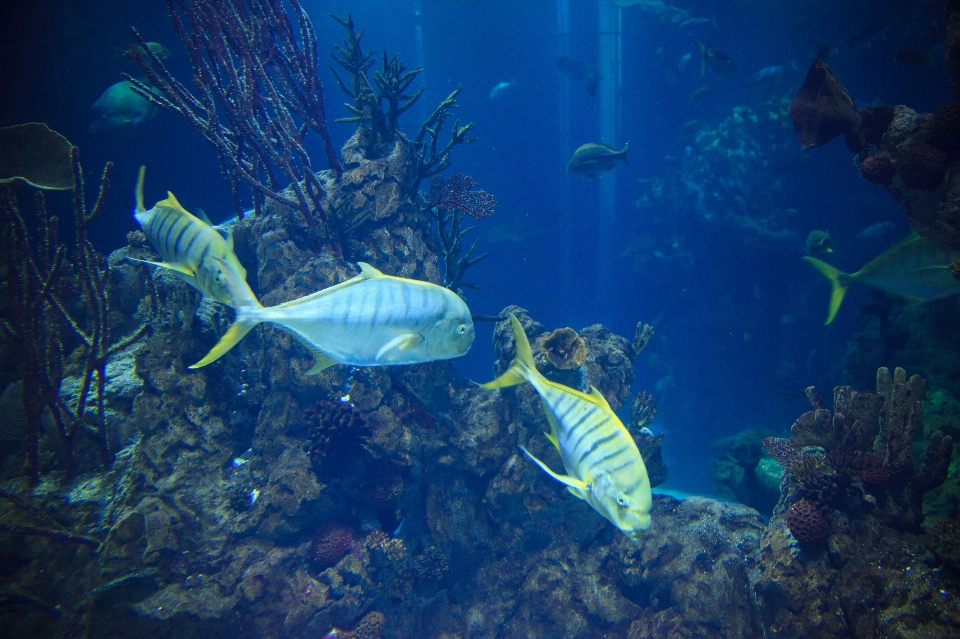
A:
567;143;630;178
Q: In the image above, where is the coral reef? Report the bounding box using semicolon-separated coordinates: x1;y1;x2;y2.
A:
784;498;829;544
311;523;354;569
306;399;371;473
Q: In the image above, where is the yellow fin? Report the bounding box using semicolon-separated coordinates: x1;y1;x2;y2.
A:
519;445;588;491
567;486;586;500
357;262;385;278
127;257;196;277
541;404;561;451
375;333;424;361
305;351;338;375
588;386;612;411
189;317;258;369
802;256;852;324
158;191;189;214
480;315;538;390
136;166;146;213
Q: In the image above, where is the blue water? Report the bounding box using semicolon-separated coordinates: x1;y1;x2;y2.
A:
1;0;950;496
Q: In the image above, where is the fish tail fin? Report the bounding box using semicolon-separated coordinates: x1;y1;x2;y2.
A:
480;315;538;390
620;142;630;166
802;256;852;324
135;166;146;215
188;304;262;369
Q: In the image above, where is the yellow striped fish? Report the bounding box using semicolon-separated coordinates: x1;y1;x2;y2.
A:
481;315;652;540
804;232;960;324
190;262;475;371
132;166;258;308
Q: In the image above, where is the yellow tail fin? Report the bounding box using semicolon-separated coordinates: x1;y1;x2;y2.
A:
480;315;537;389
802;256;852;325
189;314;259;369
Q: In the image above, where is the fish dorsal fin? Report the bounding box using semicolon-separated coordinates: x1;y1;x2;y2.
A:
194;207;213;225
541;404;561;451
357;262;385;279
519;445;588;491
158;191;190;214
588;386;612;411
375;333;424;361
127;256;196;277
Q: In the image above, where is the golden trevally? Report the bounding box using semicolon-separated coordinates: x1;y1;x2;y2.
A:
192;263;475;371
804;232;960;324
132;166;258;309
481;315;652;541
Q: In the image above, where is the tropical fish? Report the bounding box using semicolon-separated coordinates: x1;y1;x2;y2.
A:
567;143;629;178
847;19;888;49
489;81;516;100
698;41;736;78
688;85;714;105
481;315;652;540
803;233;960;324
805;230;834;255
556;57;600;95
132;167;258;308
742;65;786;88
676;52;693;72
88;80;157;133
191;262;475;370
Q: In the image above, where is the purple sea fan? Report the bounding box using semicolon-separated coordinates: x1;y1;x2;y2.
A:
429;173;497;220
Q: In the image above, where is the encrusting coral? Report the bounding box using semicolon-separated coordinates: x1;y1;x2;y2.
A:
540;327;587;369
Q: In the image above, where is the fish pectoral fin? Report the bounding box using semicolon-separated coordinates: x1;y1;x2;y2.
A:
519;445;588;491
127;257;196;277
375;333;424;361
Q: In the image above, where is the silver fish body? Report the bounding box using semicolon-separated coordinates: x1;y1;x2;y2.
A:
482;315;652;540
192;262;475;371
132;166;258;309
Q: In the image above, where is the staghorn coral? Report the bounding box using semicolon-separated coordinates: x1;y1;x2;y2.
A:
540;327;587;370
858;154;896;185
790;59;863;151
785;499;829;544
311;522;354;569
898;144;947;190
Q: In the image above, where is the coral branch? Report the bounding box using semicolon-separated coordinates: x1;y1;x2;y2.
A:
426;173;496;294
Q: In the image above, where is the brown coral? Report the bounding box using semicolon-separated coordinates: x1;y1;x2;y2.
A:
785;499;829;544
762;437;799;469
541;327;587;369
858;154;896;185
305;399;371;469
898;144;947;190
354;611;386;639
790;60;863;152
311;522;354;569
412;545;448;581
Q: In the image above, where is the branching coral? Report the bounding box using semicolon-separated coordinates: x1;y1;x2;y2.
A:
540;328;587;370
1;147;148;479
126;0;341;227
426;173;496;294
328;12;475;190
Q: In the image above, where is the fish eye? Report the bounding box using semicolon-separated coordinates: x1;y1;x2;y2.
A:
617;496;628;509
457;325;466;335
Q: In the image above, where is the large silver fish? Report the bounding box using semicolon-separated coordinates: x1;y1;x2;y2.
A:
192;262;475;371
481;315;652;540
132;167;259;309
804;232;960;324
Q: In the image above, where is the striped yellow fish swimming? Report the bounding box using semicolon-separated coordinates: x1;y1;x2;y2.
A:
481;315;652;540
191;262;475;371
132;166;258;308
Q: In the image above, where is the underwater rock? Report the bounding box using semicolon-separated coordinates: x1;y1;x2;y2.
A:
858;154;896;185
899;144;947;190
709;428;780;514
790;60;863;152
